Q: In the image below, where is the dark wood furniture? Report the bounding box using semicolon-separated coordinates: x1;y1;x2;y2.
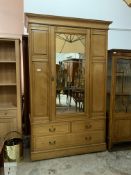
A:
107;49;131;150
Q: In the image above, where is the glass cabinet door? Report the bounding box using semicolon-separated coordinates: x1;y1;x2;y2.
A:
56;32;86;114
115;58;131;112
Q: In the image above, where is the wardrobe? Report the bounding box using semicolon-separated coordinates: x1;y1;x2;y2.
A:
26;13;111;160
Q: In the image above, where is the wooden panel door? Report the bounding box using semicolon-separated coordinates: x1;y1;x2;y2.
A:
31;62;49;120
91;61;106;114
90;30;107;118
113;119;131;141
30;25;49;60
29;25;50;122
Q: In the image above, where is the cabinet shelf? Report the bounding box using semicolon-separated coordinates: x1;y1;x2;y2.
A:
115;93;131;96
107;92;131;96
116;75;131;77
0;63;16;85
0;60;16;63
0;83;16;86
107;75;131;78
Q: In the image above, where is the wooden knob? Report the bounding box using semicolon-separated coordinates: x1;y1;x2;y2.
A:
85;124;92;129
49;128;56;132
85;136;92;141
49;141;56;145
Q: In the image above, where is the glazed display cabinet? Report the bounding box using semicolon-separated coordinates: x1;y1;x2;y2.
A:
0;38;22;138
26;13;111;160
107;49;131;149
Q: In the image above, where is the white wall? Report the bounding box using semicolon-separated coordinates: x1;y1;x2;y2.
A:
0;0;24;38
0;0;24;93
24;0;131;49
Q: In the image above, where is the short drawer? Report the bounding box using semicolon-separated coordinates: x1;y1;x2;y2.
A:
72;120;105;132
34;134;70;151
0;109;16;117
70;131;105;146
32;122;70;136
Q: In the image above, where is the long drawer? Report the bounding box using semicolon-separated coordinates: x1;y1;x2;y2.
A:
32;122;70;136
72;120;105;132
33;131;105;151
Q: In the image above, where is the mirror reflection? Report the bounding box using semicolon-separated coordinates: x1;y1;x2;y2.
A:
56;33;86;114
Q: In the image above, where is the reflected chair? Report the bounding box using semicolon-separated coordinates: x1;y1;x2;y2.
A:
72;88;84;111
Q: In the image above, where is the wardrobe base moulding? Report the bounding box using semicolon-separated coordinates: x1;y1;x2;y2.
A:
31;143;106;161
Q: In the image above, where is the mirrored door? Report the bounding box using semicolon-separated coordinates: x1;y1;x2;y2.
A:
56;31;87;114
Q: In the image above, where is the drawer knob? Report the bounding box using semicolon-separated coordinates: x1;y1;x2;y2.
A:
85;124;92;129
49;128;56;132
49;141;56;145
51;76;54;81
4;112;7;115
85;136;92;141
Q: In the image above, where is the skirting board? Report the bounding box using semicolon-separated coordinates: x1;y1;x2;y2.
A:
31;143;106;161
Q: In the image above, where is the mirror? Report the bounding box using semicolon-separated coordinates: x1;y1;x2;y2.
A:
56;33;86;114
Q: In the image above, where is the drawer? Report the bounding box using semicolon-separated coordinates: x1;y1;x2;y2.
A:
0;118;17;138
72;120;105;132
33;131;105;151
32;122;70;136
34;134;70;151
0;109;16;117
70;131;105;146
